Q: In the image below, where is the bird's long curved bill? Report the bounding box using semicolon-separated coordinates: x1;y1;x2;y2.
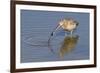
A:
48;24;61;45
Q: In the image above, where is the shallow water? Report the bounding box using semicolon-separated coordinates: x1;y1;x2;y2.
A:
21;10;89;63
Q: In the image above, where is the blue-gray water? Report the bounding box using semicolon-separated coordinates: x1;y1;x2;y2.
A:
21;10;89;63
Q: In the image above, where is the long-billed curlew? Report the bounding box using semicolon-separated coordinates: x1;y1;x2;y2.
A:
48;18;79;52
51;18;79;36
48;18;79;41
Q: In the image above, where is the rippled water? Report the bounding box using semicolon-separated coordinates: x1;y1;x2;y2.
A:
21;10;89;63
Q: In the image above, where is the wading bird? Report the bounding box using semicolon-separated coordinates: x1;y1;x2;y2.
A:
51;18;79;36
48;18;79;42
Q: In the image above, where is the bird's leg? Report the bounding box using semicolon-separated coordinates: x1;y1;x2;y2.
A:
70;30;73;37
65;31;67;36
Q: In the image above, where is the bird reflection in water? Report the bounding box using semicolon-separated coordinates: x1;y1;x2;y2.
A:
48;35;79;59
59;35;79;58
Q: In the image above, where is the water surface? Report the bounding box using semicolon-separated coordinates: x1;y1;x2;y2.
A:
21;10;89;63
